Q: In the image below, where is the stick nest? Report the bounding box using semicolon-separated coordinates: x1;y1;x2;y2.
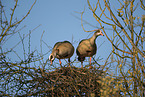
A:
26;66;103;97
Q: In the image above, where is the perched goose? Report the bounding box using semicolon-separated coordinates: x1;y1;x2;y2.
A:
76;29;103;68
49;41;74;67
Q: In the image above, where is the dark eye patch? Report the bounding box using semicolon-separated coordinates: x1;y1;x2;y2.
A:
50;55;53;60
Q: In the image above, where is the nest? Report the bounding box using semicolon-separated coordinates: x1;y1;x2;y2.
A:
25;66;103;97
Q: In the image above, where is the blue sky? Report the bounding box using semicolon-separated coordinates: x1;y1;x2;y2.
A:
2;0;144;68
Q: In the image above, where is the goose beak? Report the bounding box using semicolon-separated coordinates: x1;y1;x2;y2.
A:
99;30;104;36
101;33;104;36
50;60;53;65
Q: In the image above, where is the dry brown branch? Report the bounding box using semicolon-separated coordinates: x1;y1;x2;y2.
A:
0;0;36;43
104;0;145;58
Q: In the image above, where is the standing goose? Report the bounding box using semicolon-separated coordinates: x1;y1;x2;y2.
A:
76;29;104;68
49;41;74;67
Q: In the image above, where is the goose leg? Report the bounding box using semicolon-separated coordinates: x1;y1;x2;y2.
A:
81;61;83;68
78;56;85;68
68;58;71;67
89;57;91;65
59;59;62;67
89;57;92;69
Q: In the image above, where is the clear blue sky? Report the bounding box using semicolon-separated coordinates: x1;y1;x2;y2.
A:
2;0;144;68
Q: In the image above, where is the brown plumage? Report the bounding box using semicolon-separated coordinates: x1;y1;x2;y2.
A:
76;30;104;68
49;41;74;67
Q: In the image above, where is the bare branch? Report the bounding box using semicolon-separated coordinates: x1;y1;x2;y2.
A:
0;0;37;43
104;0;145;58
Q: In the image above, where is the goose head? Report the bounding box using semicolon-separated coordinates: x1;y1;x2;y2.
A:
94;29;104;37
49;49;59;65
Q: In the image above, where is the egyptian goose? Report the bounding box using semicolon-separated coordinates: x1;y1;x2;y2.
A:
76;29;103;68
49;41;74;67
